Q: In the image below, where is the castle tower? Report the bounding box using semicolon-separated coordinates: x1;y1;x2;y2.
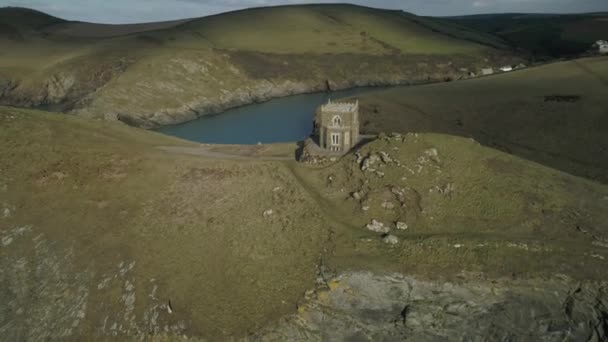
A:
314;99;360;153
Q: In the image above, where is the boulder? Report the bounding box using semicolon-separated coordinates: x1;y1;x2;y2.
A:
361;154;380;172
379;151;393;163
396;222;408;230
381;202;395;210
382;234;399;245
366;220;390;234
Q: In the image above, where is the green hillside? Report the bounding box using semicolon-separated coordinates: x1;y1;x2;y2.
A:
447;13;608;59
350;56;608;183
0;4;520;127
1;105;607;340
175;5;504;54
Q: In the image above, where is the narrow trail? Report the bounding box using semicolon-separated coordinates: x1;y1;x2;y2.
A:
285;161;356;230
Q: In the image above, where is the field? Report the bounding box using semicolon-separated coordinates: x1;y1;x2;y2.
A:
0;5;520;127
1;102;607;339
350;56;608;183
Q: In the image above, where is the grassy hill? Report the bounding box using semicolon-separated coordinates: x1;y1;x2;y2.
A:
1;106;607;340
0;4;520;127
351;56;608;184
446;13;608;59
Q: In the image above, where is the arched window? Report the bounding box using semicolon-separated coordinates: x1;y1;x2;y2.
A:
332;115;342;126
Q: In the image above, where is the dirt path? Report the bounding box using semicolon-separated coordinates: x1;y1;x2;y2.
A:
156;145;294;161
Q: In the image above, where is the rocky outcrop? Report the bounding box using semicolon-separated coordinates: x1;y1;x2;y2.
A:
0;56;133;111
253;272;608;341
0;77;17;99
39;73;76;104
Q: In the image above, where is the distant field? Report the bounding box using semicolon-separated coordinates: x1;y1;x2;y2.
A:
447;13;608;58
351;57;608;183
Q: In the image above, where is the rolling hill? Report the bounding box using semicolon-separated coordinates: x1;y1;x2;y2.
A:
0;4;520;127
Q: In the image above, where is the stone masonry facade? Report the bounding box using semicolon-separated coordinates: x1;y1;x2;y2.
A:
314;99;360;154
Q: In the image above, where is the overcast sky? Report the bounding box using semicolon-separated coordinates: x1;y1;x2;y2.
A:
2;0;607;24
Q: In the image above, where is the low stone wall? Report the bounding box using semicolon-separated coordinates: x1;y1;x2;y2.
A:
298;135;377;164
298;138;342;165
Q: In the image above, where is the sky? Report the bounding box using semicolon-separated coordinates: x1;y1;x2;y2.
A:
2;0;607;24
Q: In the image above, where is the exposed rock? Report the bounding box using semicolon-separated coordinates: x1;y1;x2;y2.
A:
396;222;408;230
379;151;393;163
391;187;405;201
435;183;455;196
424;148;440;163
390;132;402;141
382;234;399;245
366;220;390;234
253;272;608;342
44;74;76;103
381;201;395;210
361;154;380;172
425;148;438;157
0;78;18;98
1;236;13;246
355;152;364;165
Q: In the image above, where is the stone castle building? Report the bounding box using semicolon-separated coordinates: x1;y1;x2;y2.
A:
314;99;360;153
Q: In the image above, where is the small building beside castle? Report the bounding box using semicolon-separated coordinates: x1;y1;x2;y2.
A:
597;40;608;54
314;99;360;153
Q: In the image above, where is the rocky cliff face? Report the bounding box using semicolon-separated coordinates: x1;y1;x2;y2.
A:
254;272;608;342
0;55;134;111
0;78;17;98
